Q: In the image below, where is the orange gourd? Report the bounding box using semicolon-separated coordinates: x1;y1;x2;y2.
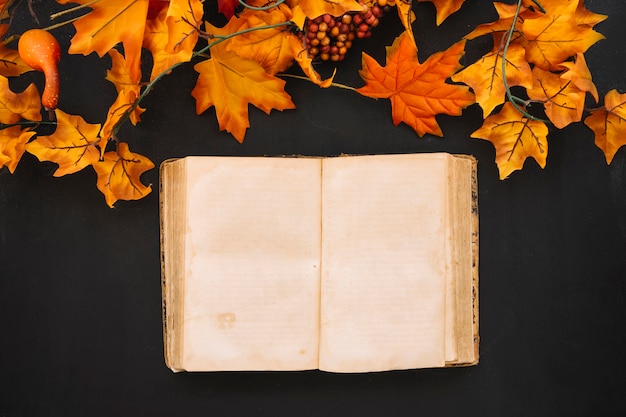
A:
18;29;61;111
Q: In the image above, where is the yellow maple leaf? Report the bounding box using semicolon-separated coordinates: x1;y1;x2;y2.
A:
471;102;549;179
0;76;42;124
559;52;598;103
25;109;101;176
417;0;466;26
0;24;33;77
522;1;604;70
191;41;296;142
0;126;36;173
584;90;626;164
394;0;416;45
357;32;474;137
223;5;297;75
57;0;149;82
452;33;533;116
93;142;154;208
526;66;587;129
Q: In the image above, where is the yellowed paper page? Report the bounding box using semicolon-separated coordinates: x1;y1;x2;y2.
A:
319;154;449;372
180;157;322;371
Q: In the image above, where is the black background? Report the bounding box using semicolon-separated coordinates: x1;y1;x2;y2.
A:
1;0;626;416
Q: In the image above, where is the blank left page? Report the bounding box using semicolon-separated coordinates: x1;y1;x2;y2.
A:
179;157;322;371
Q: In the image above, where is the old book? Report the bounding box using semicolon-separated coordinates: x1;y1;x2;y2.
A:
160;153;478;373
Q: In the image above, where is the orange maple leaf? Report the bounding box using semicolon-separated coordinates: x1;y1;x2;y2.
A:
584;90;626;164
0;76;42;124
522;1;604;70
471;102;549;179
100;50;146;146
93;142;154;208
394;0;416;45
143;6;191;81
452;33;533;116
0;126;36;173
163;0;203;57
191;41;296;142
559;52;598;103
417;0;466;26
25;109;101;176
464;2;535;40
57;0;149;82
0;24;33;77
357;33;474;137
289;0;365;20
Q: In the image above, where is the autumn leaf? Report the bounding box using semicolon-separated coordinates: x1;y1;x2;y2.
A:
0;24;33;77
522;1;604;70
221;5;297;75
559;52;598;103
163;0;203;56
584;89;626;164
452;33;532;116
394;0;416;45
25;109;101;176
93;142;154;208
57;0;149;82
0;126;35;173
0;76;42;124
191;41;295;142
464;2;535;40
100;49;146;146
418;0;466;26
143;6;191;80
471;102;549;179
527;55;598;129
357;32;474;137
289;0;365;20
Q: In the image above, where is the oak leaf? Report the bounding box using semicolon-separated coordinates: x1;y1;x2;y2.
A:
25;109;101;176
93;142;154;208
522;1;604;70
452;34;532;116
0;76;42;124
471;102;548;179
0;24;33;77
57;0;149;82
584;90;626;164
0;126;35;173
417;0;466;26
191;41;296;142
357;33;474;137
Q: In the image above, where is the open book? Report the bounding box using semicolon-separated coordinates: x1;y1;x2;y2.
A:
160;153;478;373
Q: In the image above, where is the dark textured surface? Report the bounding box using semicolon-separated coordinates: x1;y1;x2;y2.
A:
1;1;626;416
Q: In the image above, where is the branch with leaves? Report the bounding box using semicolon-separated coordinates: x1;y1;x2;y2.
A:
0;0;622;206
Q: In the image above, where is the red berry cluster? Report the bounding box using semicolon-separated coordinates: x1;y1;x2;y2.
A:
299;1;387;62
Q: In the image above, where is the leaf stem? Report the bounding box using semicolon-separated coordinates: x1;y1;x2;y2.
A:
501;0;548;122
279;73;357;91
50;0;100;20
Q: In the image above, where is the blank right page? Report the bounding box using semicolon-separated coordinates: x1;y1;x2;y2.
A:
319;153;450;373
